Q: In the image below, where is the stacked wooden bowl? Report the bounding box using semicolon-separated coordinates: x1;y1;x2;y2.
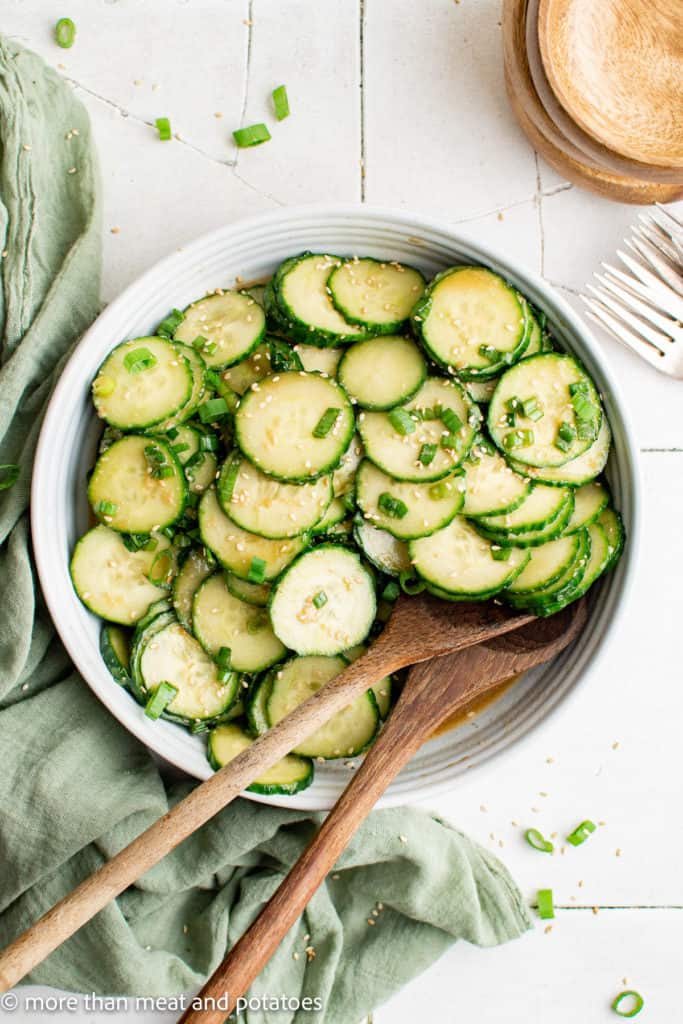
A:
503;0;683;203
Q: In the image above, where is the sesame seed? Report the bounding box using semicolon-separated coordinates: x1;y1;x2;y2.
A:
399;835;408;843
67;167;77;174
480;804;487;812
110;226;121;234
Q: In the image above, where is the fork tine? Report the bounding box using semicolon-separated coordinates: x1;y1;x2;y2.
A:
635;219;682;265
581;298;667;370
585;285;673;350
617;249;683;316
592;274;680;336
625;236;683;297
655;203;683;232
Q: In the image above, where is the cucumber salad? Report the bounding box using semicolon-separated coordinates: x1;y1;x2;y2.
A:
72;252;624;796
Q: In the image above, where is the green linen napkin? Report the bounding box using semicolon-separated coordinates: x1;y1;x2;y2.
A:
0;38;531;1023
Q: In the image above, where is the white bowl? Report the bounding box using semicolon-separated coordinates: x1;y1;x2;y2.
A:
31;205;640;810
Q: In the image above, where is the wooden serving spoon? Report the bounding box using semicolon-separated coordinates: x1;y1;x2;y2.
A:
0;594;536;992
179;600;587;1024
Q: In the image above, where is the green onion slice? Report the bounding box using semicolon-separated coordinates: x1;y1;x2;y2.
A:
418;443;437;466
399;571;426;596
524;828;554;853
145;681;178;720
0;464;20;492
123;347;157;374
536;888;554;920
233;123;271;147
155;117;172;141
378;492;408;519
382;581;400;602
388;409;417;436
428;480;451;501
198;398;230;423
97;500;118;517
611;991;644;1018
248;556;267;584
491;546;511;562
312;590;328;609
147;550;174;587
55;17;76;48
272;84;290;121
157;308;184;337
441;408;463;434
566;820;597;847
269;337;302;372
217;647;232;669
312;407;341;438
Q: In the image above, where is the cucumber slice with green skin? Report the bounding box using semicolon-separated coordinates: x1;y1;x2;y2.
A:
172;547;213;630
332;434;364;496
598;507;625;572
192;573;286;672
268;253;369;347
488;354;603;468
88;435;187;533
199;488;307;582
235;371;355;482
311;497;347;535
505;528;591;613
163;424;202;466
411;267;529;380
353;519;412;577
342;644;392;718
475;491;575;547
92;337;193;430
225;572;271;606
358;377;479;483
71;526;173;625
476;483;571;534
269;545;376;655
465;378;498;404
100;624;131;685
507;415;612;486
129;609;176;701
519;298;544;358
136;618;240;721
220;343;272;395
511;524;607;617
461;448;532;517
245;674;273;735
184;449;218;495
174;291;266;370
133;597;173;634
337;335;427;410
151;343;208;432
266;655;380;758
327;258;426;334
506;533;582;596
218;454;332;539
355;459;465;540
563;481;609;534
410;517;530;598
292;344;342;377
208;723;313;795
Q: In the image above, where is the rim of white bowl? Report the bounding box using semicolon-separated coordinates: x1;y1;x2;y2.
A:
31;204;640;810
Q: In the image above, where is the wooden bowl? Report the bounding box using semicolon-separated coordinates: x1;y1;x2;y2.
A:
538;0;683;169
502;0;683;204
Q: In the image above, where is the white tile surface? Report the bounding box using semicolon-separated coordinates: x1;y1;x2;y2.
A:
2;2;681;1022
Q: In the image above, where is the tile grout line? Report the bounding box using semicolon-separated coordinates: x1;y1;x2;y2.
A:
359;0;367;202
235;0;255;172
534;152;545;276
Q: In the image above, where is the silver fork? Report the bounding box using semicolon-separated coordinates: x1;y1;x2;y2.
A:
581;203;683;376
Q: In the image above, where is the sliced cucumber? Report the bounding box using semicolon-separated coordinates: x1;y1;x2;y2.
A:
410;517;530;597
268;253;368;347
269;545;376;655
356;459;465;540
100;624;131;685
184;450;218;495
358;377;478;483
152;343;207;432
235;371;355;482
221;343;272;395
337;335;426;410
506;528;591;614
461;447;531;517
564;481;609;534
411;267;528;379
88;435;186;533
353;519;412;577
218;454;332;539
598;507;625;572
199;487;307;582
292;344;342;376
342;644;392;719
506;533;582;595
208;723;313;795
174;291;266;369
225;572;271;607
328;257;426;334
512;523;608;617
332;434;364;496
266;655;379;758
488;354;603;468
71;526;172;625
507;416;612;486
245;674;274;735
172;547;214;629
136;618;239;721
465;378;498;404
92;337;193;430
311;497;348;535
475;491;575;547
519;298;544;358
192;573;285;672
476;484;571;534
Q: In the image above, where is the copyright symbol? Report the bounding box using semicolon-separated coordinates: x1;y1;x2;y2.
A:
1;992;18;1012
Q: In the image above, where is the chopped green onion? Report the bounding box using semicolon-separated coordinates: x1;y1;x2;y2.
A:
148;550;174;587
399;571;425;595
155;117;172;142
233;123;271;147
190;720;210;735
157;308;184;337
269;337;303;372
568;381;590;397
491;545;511;562
158;464;175;479
123;347;157;374
272;84;290;121
198;398;230;423
503;429;534;450
93;375;115;398
144;444;170;479
171;442;190;455
388;409;417;436
55;17;76;48
505;397;522;414
555;421;577;453
341;491;355;512
382;581;400;602
219;457;240;505
173;533;191;549
611;991;644;1018
122;533;155;552
441;408;463;434
199;433;220;452
378;492;408;519
312;407;341;438
536;888;554;920
145;681;178;720
419;443;437;466
0;464;20;492
429;480;451;500
566;820;597;846
524;828;554;853
218;668;238;686
160;525;176;540
440;433;460;450
217;647;232;669
479;344;500;362
248;556;267;584
97;500;118;517
312;590;328;609
522;396;543;420
412;407;439;421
